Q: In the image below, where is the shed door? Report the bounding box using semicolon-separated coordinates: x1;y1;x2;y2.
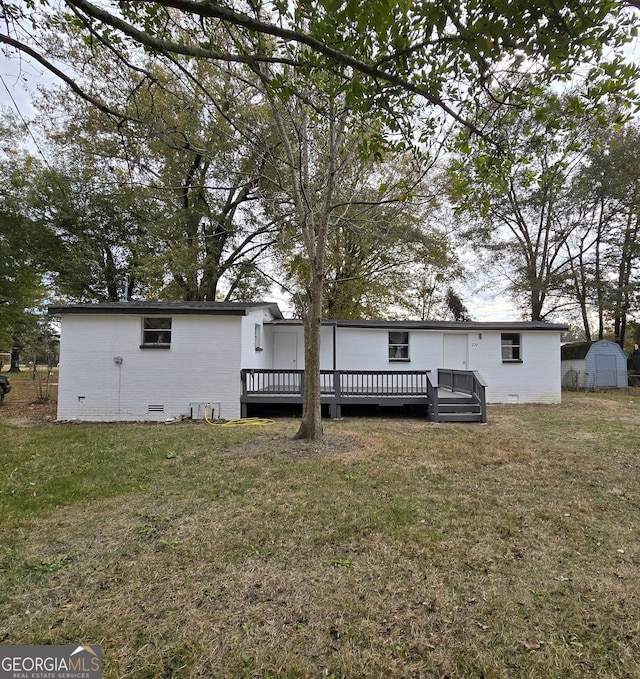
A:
594;354;617;387
443;334;468;370
273;332;298;369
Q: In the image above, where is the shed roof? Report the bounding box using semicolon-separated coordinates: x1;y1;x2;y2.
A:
561;341;593;360
47;301;284;319
561;339;625;360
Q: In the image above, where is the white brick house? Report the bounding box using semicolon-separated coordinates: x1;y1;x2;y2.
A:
48;302;567;422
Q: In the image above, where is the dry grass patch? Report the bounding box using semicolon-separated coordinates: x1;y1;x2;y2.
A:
0;367;58;423
1;393;640;677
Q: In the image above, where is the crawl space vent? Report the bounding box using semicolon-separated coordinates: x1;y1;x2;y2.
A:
148;404;165;413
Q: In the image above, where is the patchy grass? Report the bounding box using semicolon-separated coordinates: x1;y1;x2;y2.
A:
1;393;639;678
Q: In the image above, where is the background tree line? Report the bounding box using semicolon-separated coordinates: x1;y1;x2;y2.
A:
449;86;640;349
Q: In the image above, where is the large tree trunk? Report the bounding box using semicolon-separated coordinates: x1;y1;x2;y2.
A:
254;63;344;441
295;278;324;440
613;212;638;348
8;346;21;372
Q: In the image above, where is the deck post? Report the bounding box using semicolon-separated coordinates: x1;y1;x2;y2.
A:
329;370;341;419
427;371;440;423
240;370;248;418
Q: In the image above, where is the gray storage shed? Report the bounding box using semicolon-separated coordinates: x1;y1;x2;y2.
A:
561;339;628;389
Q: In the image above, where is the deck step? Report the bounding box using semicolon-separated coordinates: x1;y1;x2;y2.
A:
437;412;484;422
431;393;484;422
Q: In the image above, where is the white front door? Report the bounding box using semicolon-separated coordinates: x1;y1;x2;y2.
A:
443;334;468;370
273;332;298;369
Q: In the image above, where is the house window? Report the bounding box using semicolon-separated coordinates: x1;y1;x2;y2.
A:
254;323;263;351
501;333;521;361
389;331;409;361
142;317;172;347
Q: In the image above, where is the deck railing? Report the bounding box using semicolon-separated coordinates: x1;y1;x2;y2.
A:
241;369;432;398
338;370;431;396
240;368;487;422
241;369;304;395
426;371;440;422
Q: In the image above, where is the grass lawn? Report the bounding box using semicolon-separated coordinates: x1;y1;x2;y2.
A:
1;378;639;678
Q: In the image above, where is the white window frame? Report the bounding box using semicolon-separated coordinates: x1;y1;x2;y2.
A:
141;317;172;348
389;331;410;361
501;333;522;362
254;323;263;351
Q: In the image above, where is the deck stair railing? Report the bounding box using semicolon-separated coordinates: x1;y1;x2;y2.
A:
433;368;487;423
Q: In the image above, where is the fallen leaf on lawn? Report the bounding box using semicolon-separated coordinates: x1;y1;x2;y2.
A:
523;639;542;650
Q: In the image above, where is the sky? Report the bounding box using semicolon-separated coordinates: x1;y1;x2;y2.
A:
0;48;42;116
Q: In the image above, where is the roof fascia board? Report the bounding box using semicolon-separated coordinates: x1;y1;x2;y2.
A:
267;319;568;331
48;302;283;318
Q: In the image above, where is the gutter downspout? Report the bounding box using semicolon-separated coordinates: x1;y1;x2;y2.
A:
332;322;337;371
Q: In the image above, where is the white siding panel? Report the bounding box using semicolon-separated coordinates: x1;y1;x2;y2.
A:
241;308;276;369
468;331;562;403
333;328;443;372
264;325;444;372
334;328;383;370
238;323;563;405
262;325;332;369
320;325;335;369
57;314;243;421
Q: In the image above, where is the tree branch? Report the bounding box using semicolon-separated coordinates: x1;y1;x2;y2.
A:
66;0;484;135
0;32;141;123
65;0;301;67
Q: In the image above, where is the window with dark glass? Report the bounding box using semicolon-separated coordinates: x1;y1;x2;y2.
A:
389;331;409;360
501;333;521;361
142;318;172;346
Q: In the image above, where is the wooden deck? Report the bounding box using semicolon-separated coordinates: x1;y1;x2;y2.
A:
240;368;487;422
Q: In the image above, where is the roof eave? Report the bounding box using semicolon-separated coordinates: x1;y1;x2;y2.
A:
48;301;284;319
268;319;569;331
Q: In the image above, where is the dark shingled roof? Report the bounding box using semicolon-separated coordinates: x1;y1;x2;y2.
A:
561;341;594;360
47;301;284;319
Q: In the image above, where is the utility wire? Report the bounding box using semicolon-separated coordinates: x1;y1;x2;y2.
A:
0;71;55;175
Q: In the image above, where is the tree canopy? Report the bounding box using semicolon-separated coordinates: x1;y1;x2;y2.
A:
2;1;638;132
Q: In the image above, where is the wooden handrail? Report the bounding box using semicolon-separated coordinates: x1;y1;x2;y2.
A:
241;369;431;397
